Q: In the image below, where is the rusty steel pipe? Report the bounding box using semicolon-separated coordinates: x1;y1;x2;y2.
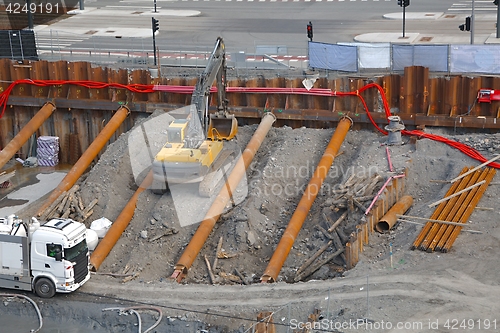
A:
90;170;153;271
0;102;56;170
375;195;414;233
171;112;276;282
37;106;130;217
410;167;467;250
261;117;352;283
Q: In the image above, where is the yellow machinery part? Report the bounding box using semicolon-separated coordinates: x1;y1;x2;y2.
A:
208;115;238;141
154;141;223;168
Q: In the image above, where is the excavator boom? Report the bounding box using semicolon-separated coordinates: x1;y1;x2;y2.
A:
185;37;237;148
151;37;239;195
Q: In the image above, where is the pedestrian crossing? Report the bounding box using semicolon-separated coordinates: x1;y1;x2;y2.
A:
34;29;91;51
449;1;499;13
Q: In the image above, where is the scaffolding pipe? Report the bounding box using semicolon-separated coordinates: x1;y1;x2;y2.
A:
261;116;352;283
90;170;153;271
37;106;130;217
171;112;276;282
375;195;413;233
0;102;55;170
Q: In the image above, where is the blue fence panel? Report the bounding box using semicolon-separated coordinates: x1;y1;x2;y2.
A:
308;41;357;72
414;45;448;72
391;45;413;71
339;42;390;70
450;45;500;74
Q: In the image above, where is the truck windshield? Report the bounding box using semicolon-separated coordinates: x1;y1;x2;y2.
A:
64;239;88;262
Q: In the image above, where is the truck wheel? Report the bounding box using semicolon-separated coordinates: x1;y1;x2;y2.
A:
34;277;56;298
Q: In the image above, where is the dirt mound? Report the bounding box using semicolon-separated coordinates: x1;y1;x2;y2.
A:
69;110;500;287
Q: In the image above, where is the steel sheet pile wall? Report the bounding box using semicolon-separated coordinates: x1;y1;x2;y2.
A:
0;59;159;163
1;60;500;163
346;175;407;269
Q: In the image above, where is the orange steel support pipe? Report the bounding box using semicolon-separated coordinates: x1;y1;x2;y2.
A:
261;116;352;283
375;195;413;233
90;170;153;271
171;112;277;282
410;167;467;250
0;102;56;170
37;106;130;217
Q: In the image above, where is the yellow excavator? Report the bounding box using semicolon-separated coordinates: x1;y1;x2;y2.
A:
152;37;238;196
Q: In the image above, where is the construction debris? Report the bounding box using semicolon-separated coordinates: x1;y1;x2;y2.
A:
39;185;98;223
293;173;384;281
0;170;15;188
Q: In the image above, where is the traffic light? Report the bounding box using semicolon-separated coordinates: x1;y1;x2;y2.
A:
152;17;160;33
398;0;409;7
459;16;471;32
307;21;313;41
398;0;402;6
494;0;498;5
404;0;410;6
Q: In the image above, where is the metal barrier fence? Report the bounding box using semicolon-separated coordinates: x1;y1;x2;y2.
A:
5;29;500;75
309;41;500;74
0;30;38;61
30;29;309;72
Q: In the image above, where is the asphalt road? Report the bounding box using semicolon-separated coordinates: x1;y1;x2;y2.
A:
23;0;497;65
28;0;500;58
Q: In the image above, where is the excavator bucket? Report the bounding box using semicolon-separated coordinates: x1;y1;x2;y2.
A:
208;115;238;140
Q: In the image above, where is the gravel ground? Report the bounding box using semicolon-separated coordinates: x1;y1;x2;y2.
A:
2;111;500;332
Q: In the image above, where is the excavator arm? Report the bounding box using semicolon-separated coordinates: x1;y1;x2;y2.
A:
151;37;238;195
185;37;234;149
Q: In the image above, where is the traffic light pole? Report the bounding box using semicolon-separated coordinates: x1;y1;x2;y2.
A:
497;0;500;38
153;32;157;66
471;0;475;44
402;5;406;38
152;17;159;66
27;0;33;29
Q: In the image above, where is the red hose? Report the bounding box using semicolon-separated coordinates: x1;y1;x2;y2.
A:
1;79;498;168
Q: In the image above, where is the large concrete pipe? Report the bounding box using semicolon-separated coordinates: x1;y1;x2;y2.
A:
90;171;152;271
375;195;413;233
261;116;352;283
37;106;130;217
171;112;276;282
0;102;56;170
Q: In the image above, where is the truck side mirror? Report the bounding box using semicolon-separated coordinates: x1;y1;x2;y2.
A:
55;250;63;262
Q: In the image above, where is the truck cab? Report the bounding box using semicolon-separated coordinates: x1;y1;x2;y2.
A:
0;218;90;298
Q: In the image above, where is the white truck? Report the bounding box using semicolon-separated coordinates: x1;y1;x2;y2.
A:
0;216;90;298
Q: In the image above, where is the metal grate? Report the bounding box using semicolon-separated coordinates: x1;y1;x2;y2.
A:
0;30;38;61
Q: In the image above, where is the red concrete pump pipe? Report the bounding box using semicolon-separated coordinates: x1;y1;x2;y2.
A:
37;106;130;217
90;170;153;271
0;102;56;170
261;116;352;283
171;112;277;282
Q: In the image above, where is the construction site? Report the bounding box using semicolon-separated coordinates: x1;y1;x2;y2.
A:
1;44;500;332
